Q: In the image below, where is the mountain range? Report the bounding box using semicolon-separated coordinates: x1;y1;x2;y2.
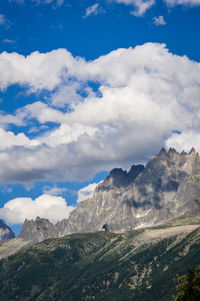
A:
1;147;200;250
0;147;200;300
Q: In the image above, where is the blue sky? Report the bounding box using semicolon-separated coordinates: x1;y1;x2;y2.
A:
0;0;200;234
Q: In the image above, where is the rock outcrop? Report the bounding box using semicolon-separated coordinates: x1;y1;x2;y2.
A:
18;217;57;242
0;219;15;242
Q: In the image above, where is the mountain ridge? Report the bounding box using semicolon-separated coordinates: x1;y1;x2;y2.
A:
55;147;200;236
1;147;200;257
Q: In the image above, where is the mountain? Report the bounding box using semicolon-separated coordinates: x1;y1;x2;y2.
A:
1;147;200;258
0;223;199;300
56;147;200;236
0;147;200;300
0;219;15;242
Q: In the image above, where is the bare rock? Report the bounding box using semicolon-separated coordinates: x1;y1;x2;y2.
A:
0;219;15;242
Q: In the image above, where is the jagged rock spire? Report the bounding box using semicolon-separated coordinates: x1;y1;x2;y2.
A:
168;147;177;154
18;217;57;242
189;147;196;155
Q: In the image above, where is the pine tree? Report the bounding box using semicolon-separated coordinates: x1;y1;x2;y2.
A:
173;267;200;301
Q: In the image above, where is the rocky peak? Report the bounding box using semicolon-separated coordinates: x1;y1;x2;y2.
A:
102;168;128;188
189;147;196;155
109;168;127;179
158;147;168;158
126;164;145;184
101;165;144;188
18;217;57;242
168;147;177;155
0;219;15;242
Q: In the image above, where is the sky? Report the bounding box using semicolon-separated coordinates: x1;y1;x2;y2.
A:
0;0;200;234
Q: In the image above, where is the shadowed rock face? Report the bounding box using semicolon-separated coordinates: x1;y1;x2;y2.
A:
56;147;200;235
0;220;15;242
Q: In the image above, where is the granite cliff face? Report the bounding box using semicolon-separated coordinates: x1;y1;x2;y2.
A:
18;217;57;242
0;219;15;242
56;147;200;235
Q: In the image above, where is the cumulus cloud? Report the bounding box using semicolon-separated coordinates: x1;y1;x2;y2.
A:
0;43;200;184
166;130;200;153
0;128;39;150
83;3;105;18
165;0;200;6
153;15;167;25
0;194;74;224
0;112;24;127
114;0;155;16
0;49;84;91
77;182;101;203
51;82;83;107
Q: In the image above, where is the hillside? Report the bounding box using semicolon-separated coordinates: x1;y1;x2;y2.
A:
0;223;200;301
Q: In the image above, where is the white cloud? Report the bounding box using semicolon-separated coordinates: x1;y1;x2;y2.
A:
0;128;39;151
165;0;200;6
0;194;74;224
43;186;68;196
0;49;84;91
114;0;155;16
83;3;105;18
77;182;101;203
0;43;200;183
0;112;24;127
166;130;200;153
51;82;83;107
153;15;167;25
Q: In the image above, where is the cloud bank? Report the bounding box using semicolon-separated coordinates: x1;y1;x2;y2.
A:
0;43;200;184
0;194;74;224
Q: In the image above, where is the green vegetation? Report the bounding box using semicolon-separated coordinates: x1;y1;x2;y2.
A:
173;267;200;301
0;227;200;300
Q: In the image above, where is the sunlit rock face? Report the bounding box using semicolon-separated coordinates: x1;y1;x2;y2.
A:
56;147;200;235
18;217;57;242
0;219;15;241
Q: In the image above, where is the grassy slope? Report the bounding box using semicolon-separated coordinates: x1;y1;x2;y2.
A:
0;226;200;301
